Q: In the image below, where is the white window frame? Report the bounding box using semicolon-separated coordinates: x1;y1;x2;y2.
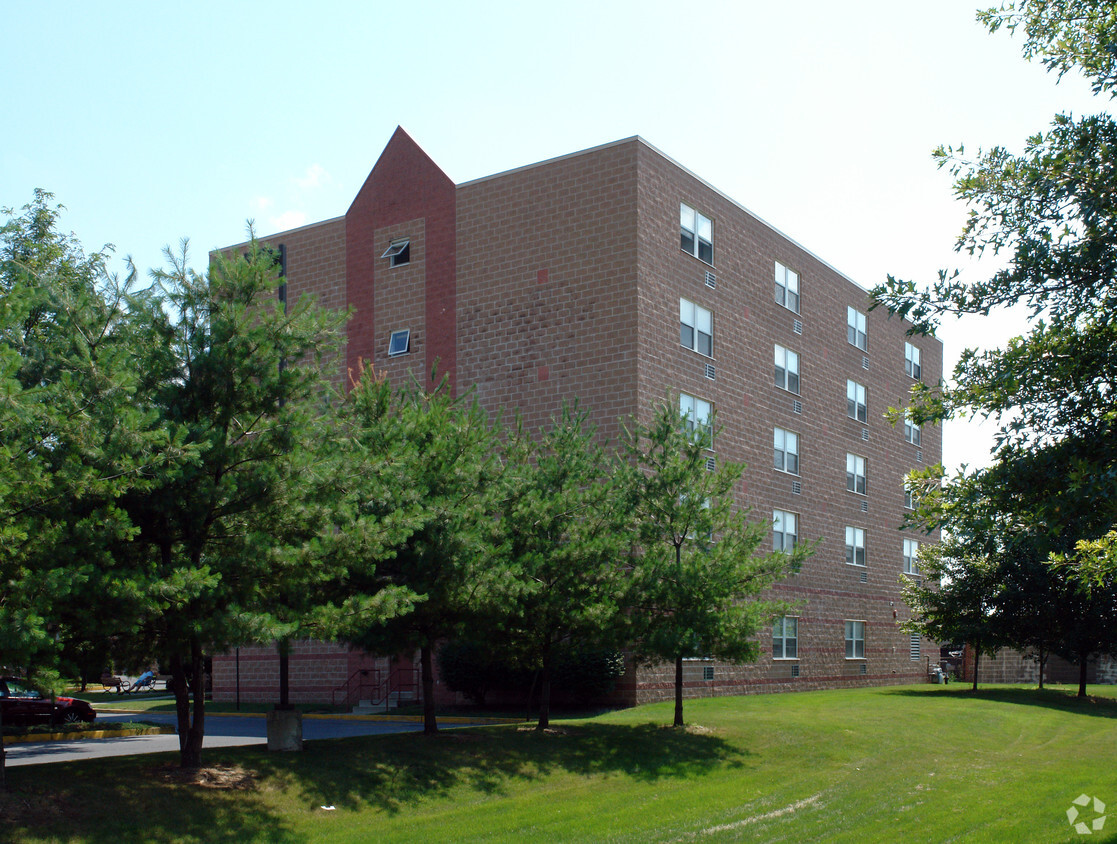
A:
774;260;800;313
679;393;713;446
847;306;868;351
774;344;800;395
381;238;411;268
845;526;866;567
845;620;866;659
773;616;799;660
905;342;922;380
773;509;798;554
847;379;867;423
904;538;919;575
388;328;411;357
680;202;713;264
905;411;922;446
846;453;867;495
773;427;800;475
680;298;713;358
904;481;916;511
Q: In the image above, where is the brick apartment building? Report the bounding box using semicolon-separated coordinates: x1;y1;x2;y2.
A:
211;127;942;708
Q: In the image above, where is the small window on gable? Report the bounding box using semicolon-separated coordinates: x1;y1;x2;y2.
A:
388;329;411;357
382;238;411;267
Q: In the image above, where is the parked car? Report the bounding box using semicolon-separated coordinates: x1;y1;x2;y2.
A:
0;677;97;726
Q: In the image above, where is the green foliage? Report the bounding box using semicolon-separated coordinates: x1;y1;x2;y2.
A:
873;2;1117;694
619;399;806;726
495;402;629;728
979;0;1117;96
342;369;503;734
551;645;625;703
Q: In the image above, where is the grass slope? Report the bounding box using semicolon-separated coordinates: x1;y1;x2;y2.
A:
2;684;1115;843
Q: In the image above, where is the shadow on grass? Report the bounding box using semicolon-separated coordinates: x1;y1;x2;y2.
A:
0;721;745;842
882;684;1117;719
248;721;747;814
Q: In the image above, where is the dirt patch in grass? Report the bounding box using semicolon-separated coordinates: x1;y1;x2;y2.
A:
155;764;259;790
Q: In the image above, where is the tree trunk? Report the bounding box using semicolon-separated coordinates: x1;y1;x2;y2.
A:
181;639;206;768
1037;643;1045;690
972;645;980;692
674;654;685;727
420;644;438;735
1;700;7;792
278;638;290;709
1078;654;1089;698
537;640;552;731
171;653;191;756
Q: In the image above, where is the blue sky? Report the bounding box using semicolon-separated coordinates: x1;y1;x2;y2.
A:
0;1;1103;471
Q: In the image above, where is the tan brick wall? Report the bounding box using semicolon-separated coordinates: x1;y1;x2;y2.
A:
455;141;640;442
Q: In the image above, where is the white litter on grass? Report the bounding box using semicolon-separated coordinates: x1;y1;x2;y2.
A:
320;806;336;811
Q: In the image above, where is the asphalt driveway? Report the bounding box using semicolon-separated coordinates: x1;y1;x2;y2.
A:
4;711;460;767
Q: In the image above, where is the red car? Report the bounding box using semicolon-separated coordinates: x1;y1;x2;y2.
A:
0;677;97;726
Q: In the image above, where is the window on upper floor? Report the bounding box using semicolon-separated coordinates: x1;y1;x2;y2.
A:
382;238;410;267
904;538;920;574
846;453;867;495
904;481;916;510
774;427;800;475
679;393;713;446
774;261;800;313
905;411;922;447
773;616;799;659
680;203;713;264
680;298;713;357
847;306;868;351
905;342;922;380
847;379;867;423
773;509;798;554
388;328;411;357
845;620;865;659
774;344;800;395
845;526;866;567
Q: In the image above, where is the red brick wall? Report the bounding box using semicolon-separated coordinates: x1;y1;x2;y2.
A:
627;140;943;700
345;127;457;392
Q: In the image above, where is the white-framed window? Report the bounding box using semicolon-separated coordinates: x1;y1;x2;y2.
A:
847;306;868;351
388;328;411;357
904;481;916;510
680;203;713;264
773;427;800;475
846;453;867;495
679;393;713;445
774;344;800;394
903;538;919;574
845;620;865;659
905;411;922;446
773;509;798;554
905;342;922;379
845;526;866;567
773;616;799;659
846;380;867;423
680;299;713;357
774;260;800;313
381;238;411;267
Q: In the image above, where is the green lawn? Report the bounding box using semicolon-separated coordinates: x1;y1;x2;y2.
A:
3;684;1116;843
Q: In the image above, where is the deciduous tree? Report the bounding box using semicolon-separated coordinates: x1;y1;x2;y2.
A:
619;400;805;727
